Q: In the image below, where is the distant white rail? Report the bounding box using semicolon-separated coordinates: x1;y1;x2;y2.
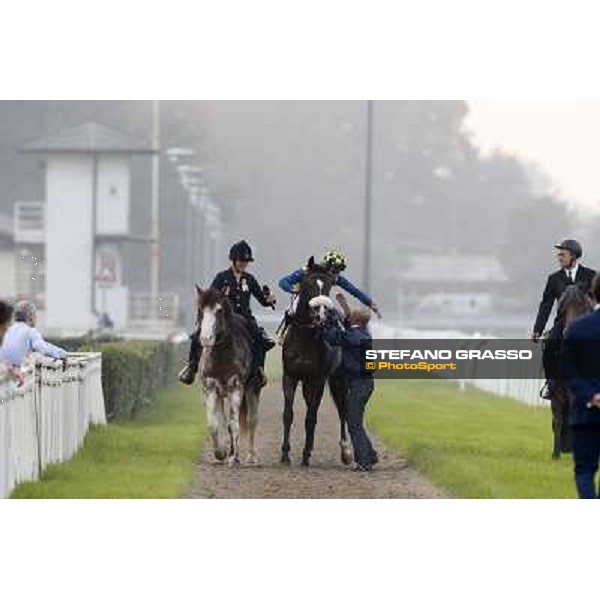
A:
462;377;545;406
375;323;546;407
0;352;106;498
128;292;179;329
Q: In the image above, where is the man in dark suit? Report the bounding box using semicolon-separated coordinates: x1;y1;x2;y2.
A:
531;239;596;399
561;274;600;498
532;239;595;339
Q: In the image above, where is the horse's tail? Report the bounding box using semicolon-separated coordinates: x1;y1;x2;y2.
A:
239;393;248;437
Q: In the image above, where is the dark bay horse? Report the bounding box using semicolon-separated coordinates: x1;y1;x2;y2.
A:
196;285;262;465
546;285;593;459
281;257;353;466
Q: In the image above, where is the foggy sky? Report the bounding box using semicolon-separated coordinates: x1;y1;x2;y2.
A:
468;101;600;213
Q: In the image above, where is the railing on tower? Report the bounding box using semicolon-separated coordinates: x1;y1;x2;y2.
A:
14;201;45;244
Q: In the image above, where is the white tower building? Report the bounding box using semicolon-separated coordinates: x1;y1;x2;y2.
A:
21;122;155;333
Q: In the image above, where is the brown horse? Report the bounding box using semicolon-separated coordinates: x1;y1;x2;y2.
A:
195;285;262;465
281;257;353;466
547;285;593;459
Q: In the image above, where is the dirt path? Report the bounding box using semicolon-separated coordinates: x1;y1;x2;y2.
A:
185;381;446;499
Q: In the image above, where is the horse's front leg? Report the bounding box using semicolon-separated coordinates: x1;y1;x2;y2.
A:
281;373;298;464
227;382;243;466
550;392;562;460
245;388;260;465
302;379;325;467
205;379;227;461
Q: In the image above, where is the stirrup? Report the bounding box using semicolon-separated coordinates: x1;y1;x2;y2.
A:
540;381;552;400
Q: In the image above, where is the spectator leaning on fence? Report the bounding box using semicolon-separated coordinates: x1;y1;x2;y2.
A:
561;274;600;499
0;300;67;368
0;299;24;386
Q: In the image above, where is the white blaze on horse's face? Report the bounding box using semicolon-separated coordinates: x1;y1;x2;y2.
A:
309;295;333;325
200;303;222;346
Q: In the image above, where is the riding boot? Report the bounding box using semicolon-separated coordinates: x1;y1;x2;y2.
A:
260;327;276;351
248;342;268;389
179;329;201;385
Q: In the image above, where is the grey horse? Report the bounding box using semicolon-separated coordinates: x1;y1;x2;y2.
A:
196;285;261;465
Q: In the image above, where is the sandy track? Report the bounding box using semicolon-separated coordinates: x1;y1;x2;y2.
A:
185;381;446;499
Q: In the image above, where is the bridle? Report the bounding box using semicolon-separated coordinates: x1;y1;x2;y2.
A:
291;271;334;330
198;298;234;349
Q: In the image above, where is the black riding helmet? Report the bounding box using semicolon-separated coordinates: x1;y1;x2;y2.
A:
229;240;254;262
554;239;583;259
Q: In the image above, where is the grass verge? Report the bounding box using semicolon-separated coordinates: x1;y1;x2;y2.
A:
368;378;575;499
11;383;206;499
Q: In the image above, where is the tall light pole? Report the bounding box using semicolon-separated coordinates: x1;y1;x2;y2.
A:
150;100;161;312
363;99;374;293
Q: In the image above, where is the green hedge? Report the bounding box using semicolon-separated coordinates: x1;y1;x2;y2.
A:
48;336;186;421
83;340;185;421
46;334;121;352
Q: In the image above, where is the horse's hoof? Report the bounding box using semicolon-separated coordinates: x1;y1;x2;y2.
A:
281;454;291;465
301;457;310;467
227;456;240;467
340;442;353;465
245;453;259;466
552;453;561;460
214;449;228;461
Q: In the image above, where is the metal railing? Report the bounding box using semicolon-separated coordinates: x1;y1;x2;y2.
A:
0;352;106;498
128;292;179;329
14;201;45;244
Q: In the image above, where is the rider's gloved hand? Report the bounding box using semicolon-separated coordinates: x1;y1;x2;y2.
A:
262;285;276;309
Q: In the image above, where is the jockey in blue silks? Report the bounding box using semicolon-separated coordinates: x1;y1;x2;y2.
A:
277;249;381;341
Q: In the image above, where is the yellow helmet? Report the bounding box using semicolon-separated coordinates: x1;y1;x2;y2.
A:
322;249;347;273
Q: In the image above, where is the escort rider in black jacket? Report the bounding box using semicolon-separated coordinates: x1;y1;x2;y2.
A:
179;240;276;387
531;239;595;400
532;239;595;338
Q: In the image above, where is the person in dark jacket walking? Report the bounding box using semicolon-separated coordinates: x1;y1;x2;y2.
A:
324;293;378;472
561;274;600;498
531;239;595;399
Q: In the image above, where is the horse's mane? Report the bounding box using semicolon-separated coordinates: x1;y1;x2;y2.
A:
197;287;233;321
304;263;329;276
557;285;593;333
557;285;592;317
198;287;220;309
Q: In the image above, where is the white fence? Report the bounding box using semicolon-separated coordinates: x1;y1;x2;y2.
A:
0;352;106;498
